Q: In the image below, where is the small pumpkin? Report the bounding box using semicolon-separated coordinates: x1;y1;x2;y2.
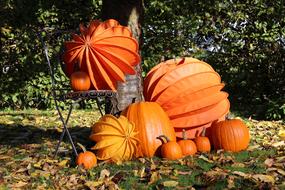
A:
177;129;197;156
90;114;139;163
158;135;183;160
195;128;211;152
76;143;97;169
70;71;91;91
122;102;176;157
208;119;250;152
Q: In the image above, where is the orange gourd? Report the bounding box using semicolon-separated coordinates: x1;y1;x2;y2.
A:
208;119;250;152
177;129;197;156
64;19;141;91
76;144;97;169
195;128;211;152
90;115;139;163
122;102;176;157
143;57;230;139
158;135;183;160
70;71;91;91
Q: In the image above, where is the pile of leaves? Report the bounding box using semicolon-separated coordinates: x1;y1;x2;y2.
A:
0;109;284;189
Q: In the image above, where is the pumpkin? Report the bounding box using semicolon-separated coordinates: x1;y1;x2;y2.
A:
122;102;176;157
90;114;139;163
143;57;230;138
207;119;250;152
63;19;141;91
195;128;211;152
70;71;91;91
158;135;183;160
76;143;97;169
177;129;197;156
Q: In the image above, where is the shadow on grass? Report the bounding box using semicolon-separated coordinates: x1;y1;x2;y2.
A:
0;123;95;150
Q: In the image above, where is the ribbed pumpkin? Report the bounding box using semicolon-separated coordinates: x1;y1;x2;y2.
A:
122;102;176;157
158;135;183;160
90;115;139;163
143;57;230;139
207;119;250;152
177;130;197;156
64;19;140;91
70;71;91;91
195;128;211;152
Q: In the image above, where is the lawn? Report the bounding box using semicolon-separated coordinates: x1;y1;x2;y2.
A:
0;109;284;189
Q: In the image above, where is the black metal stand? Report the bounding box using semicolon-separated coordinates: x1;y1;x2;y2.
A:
37;29;117;158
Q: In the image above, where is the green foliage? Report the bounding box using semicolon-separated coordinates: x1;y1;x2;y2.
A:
0;0;102;109
1;0;284;120
143;0;285;120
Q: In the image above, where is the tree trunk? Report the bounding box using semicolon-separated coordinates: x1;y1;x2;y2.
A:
102;0;144;114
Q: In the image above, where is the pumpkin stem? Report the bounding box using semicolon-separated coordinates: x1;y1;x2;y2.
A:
182;129;187;140
157;135;170;143
77;142;87;153
131;97;136;103
201;128;206;137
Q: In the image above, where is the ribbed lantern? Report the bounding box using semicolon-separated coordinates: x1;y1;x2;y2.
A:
63;19;141;91
143;57;230;138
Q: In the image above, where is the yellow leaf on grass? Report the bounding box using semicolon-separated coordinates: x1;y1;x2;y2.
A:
58;160;69;167
85;180;104;189
163;180;179;187
278;129;285;140
149;172;160;185
252;174;275;183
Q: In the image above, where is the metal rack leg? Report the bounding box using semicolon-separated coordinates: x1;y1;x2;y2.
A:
54;103;78;157
54;104;73;158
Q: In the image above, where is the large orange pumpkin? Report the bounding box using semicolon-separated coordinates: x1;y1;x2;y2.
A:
207;119;250;152
143;57;230;139
63;19;140;91
122;102;176;157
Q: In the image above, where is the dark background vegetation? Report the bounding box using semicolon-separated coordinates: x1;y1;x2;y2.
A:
1;0;284;120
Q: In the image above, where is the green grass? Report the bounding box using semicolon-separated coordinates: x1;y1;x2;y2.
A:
0;109;284;189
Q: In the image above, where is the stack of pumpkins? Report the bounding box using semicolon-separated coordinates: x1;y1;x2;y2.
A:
65;20;250;169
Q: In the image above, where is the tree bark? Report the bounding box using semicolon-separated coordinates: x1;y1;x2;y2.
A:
102;0;144;114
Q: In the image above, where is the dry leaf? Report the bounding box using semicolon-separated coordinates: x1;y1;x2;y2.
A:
100;169;110;179
10;181;28;188
277;169;285;176
57;159;69;167
252;174;275;183
227;176;235;189
264;158;274;167
198;155;214;163
272;141;285;147
278;129;285;140
148;171;160;185
85;180;104;189
163;180;178;187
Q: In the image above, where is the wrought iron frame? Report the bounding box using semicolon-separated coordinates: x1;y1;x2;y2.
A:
37;29;117;157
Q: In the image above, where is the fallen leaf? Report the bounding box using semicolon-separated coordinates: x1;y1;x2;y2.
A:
227;176;235;189
100;169;110;179
10;181;28;188
85;180;104;189
232;171;249;178
252;174;275;183
264;158;274;167
272;141;285;147
278;129;285;140
148;171;160;185
277;169;285;176
163;180;178;187
57;159;69;167
198;155;214;163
